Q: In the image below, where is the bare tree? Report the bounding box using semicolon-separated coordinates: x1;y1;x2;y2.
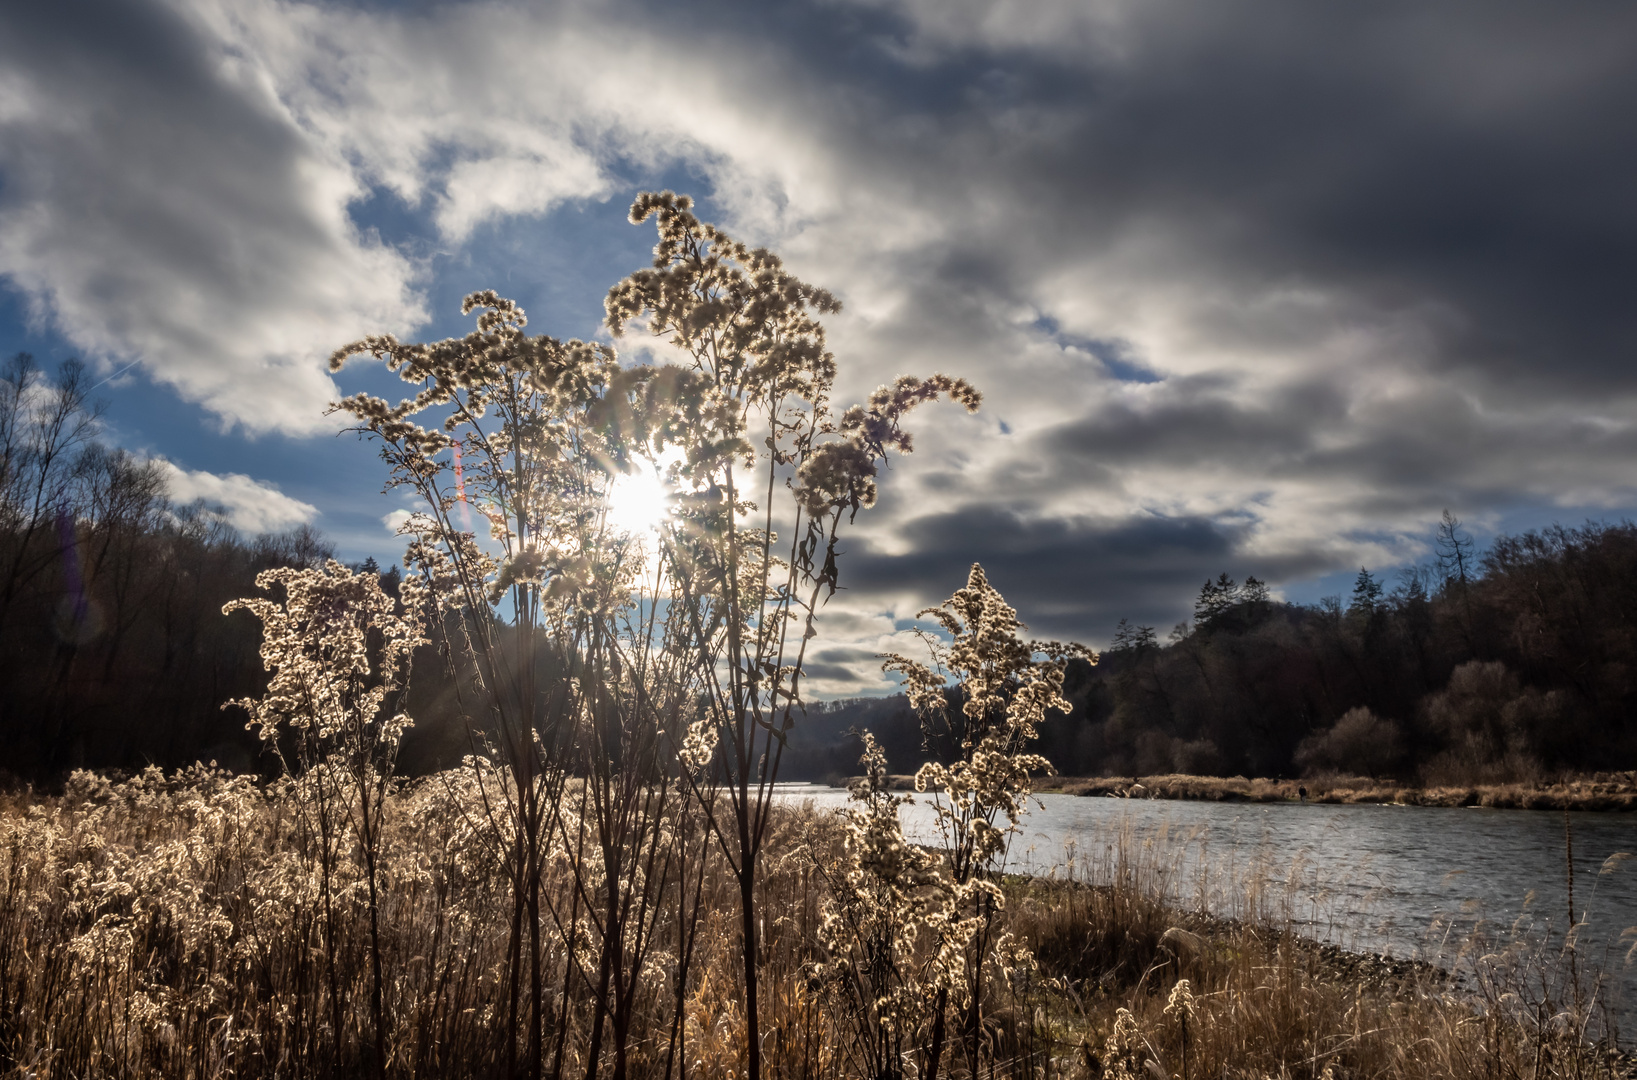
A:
1436;509;1476;590
1437;509;1478;643
0;355;101;627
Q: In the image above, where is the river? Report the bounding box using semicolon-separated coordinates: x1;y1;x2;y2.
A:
774;784;1637;1025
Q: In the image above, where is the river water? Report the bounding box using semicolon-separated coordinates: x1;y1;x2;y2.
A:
774;785;1637;1023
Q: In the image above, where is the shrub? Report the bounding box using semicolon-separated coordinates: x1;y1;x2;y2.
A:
1295;706;1405;778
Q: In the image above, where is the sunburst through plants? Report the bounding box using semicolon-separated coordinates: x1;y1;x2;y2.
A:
603;447;681;549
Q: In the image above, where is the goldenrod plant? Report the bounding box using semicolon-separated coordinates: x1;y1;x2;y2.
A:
602;192;978;1080
225;560;427;1078
884;563;1091;1078
811;732;940;1080
328;282;692;1080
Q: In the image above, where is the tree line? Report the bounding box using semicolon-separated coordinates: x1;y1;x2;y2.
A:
0;350;568;782
792;512;1637;784
0;353;350;778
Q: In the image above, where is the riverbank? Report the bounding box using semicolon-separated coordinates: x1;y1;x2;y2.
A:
1034;771;1637;810
1002;865;1636;1079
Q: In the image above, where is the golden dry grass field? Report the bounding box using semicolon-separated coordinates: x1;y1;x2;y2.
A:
1;766;1631;1079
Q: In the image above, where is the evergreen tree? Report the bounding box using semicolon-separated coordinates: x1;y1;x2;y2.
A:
1193;573;1239;629
1348;567;1383;616
1241;575;1270;605
1108;617;1159;653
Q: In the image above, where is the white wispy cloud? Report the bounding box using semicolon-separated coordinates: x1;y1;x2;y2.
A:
157;460;317;534
382;509;415;537
0;0;426;435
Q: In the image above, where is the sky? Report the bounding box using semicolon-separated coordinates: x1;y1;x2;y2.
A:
3;0;1636;696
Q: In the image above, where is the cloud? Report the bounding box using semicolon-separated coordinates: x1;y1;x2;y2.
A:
0;0;425;435
843;509;1250;641
157;460;316;534
4;0;1636;660
382;509;415;537
801;606;940;698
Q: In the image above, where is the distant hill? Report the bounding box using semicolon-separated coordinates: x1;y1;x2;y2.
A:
790;520;1637;785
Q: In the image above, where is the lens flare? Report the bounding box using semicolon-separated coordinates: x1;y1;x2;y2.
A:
453;443;474;531
54;506;102;643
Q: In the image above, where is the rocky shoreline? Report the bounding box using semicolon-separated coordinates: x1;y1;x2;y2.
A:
841;771;1637;810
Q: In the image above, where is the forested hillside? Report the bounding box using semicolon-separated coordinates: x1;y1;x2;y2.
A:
0;354;340;776
0;353;547;781
788;515;1637;783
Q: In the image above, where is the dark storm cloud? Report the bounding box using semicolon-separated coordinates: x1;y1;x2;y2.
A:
843;508;1333;640
1041;376;1343;469
778;0;1637;638
800;646;894;689
1039;369;1637;512
897;0;1637;388
795;663;868;685
719;0;1635;467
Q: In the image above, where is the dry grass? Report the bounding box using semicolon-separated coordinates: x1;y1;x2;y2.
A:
1046;771;1637;810
999;824;1636;1080
1;768;1630;1079
0;765;847;1080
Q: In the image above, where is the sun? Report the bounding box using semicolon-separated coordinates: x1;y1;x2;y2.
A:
604;450;680;542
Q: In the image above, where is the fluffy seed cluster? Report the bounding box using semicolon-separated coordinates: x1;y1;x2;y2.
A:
224;560;427;760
